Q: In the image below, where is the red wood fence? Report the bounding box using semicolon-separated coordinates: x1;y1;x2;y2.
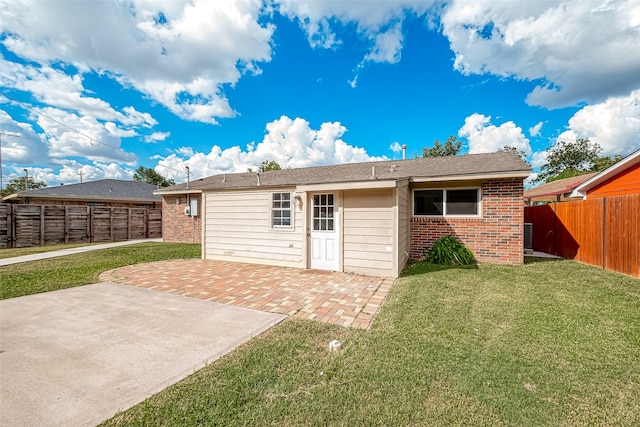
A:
524;194;639;277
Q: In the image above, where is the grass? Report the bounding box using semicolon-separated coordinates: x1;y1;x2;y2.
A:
0;242;104;259
102;258;640;426
0;243;201;299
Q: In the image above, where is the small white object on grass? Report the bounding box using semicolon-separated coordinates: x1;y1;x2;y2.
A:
329;339;342;352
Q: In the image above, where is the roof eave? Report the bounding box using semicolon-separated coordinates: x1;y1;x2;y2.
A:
570;149;640;196
154;189;203;196
410;170;530;183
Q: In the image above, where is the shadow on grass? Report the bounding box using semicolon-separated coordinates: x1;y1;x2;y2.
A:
524;256;564;264
400;261;478;277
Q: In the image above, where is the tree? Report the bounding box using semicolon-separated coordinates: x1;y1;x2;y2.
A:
248;160;282;172
537;138;601;183
499;146;529;164
133;166;175;187
1;176;47;197
422;136;462;157
591;154;624;172
260;160;282;171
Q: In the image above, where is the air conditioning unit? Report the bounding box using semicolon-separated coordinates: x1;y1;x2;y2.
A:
524;222;533;250
183;206;191;216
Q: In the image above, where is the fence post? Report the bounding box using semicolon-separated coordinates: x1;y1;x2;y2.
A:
553;202;557;256
40;205;45;246
64;205;70;244
90;207;94;243
110;207;114;241
602;197;607;269
9;204;15;248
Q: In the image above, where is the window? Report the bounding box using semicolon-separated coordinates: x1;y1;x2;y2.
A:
272;192;292;227
313;193;334;231
414;188;480;216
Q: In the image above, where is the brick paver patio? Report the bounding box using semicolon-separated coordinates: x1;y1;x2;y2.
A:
99;259;395;329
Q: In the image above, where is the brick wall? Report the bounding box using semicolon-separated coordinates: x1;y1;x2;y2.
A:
409;178;524;264
162;194;202;243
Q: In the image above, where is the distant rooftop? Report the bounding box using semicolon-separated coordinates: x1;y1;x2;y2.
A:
15;179;162;202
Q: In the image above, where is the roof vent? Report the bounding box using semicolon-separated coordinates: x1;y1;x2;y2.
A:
390;164;397;172
370;166;376;180
256;172;261;186
222;174;226;183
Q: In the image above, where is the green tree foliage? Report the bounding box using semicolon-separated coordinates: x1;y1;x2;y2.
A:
537;138;602;183
260;160;282;171
591;155;624;172
249;160;283;172
499;146;529;163
1;176;47;197
422;135;462;157
133;166;175;187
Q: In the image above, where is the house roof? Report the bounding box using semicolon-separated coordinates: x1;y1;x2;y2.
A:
523;173;597;200
569;149;640;198
14;179;162;202
156;151;530;194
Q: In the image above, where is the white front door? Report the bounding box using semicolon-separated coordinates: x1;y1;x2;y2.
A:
309;193;339;271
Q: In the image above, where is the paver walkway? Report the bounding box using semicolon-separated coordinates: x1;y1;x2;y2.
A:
100;259;395;329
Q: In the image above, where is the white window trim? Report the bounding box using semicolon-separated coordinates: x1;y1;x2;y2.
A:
271;192;294;229
412;187;482;218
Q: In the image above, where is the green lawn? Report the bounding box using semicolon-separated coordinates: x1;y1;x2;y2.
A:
0;243;201;299
0;242;104;259
102;259;640;426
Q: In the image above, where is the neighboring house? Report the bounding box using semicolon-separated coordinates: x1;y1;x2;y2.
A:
2;179;162;208
156;151;530;278
523;173;597;205
569;149;640;199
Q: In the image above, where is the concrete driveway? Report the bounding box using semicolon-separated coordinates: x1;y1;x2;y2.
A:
0;283;285;427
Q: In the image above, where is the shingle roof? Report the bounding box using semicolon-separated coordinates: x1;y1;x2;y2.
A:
523;173;597;200
157;151;530;193
17;179;162;201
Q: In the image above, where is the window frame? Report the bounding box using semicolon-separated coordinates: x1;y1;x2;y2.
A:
412;187;482;218
271;192;294;229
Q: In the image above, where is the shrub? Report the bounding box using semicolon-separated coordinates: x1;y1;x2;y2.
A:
426;235;476;266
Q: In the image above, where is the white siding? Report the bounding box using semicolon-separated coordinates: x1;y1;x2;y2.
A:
396;183;410;275
342;189;395;277
204;188;304;267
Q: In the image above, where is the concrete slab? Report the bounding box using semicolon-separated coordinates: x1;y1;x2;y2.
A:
0;238;163;267
0;283;285;427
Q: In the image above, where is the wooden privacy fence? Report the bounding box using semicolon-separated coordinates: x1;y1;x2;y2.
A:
524;194;639;277
0;204;162;249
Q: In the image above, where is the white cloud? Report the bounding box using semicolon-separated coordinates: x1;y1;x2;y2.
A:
277;1;431;82
105;122;137;138
0;0;274;124
364;23;404;64
33;107;138;165
458;113;531;155
390;141;402;153
0;109;48;163
529;121;543;137
144;131;171;143
557;89;640;156
529;151;548;169
7;160;134;186
155;115;386;181
440;0;640;108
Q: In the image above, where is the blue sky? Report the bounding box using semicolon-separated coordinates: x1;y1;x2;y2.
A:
1;0;639;189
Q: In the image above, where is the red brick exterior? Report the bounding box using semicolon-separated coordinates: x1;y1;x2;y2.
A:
409;178;524;264
162;194;202;243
